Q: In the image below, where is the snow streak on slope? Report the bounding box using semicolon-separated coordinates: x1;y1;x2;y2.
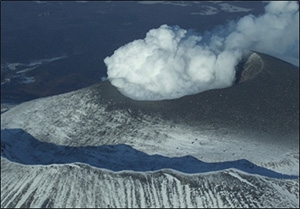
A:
1;157;299;208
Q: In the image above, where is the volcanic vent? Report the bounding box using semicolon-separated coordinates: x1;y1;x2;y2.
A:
235;52;264;84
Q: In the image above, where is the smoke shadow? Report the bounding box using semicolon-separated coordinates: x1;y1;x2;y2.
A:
1;128;297;179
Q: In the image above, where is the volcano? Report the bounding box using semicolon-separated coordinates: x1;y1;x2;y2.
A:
1;52;299;208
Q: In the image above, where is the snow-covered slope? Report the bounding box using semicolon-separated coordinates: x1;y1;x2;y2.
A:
1;157;299;208
1;52;299;207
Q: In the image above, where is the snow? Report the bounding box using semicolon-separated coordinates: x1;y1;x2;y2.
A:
226;170;257;188
219;3;252;13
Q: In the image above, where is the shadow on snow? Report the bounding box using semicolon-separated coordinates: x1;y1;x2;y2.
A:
1;129;297;179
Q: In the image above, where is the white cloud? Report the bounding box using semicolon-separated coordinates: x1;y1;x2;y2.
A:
104;1;299;101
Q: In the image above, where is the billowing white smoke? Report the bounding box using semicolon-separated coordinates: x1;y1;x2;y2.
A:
104;1;299;101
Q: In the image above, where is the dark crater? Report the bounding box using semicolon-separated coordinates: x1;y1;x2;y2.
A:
234;51;264;84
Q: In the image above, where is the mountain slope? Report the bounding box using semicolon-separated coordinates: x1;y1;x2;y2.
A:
1;52;299;208
1;157;299;208
1;52;298;174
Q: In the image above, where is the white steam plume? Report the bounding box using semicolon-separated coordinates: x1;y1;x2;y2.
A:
104;1;299;101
